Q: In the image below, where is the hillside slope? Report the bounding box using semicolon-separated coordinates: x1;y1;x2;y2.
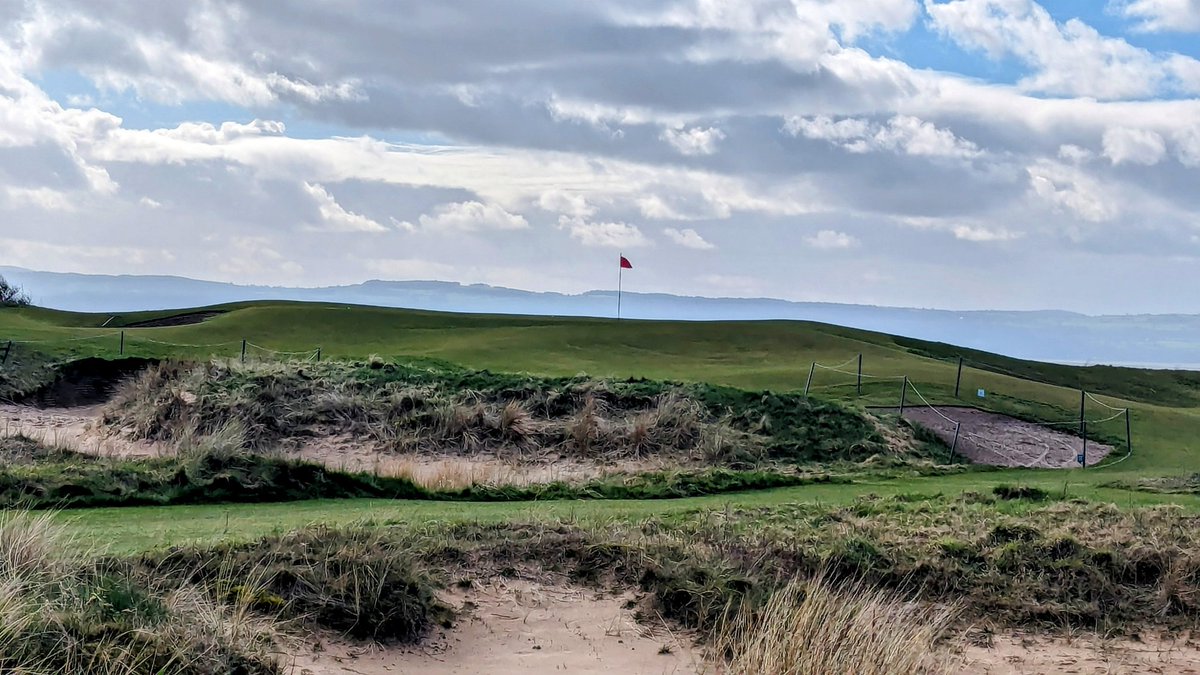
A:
2;301;1196;473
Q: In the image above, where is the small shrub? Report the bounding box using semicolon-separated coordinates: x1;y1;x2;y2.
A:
993;484;1050;501
0;275;29;307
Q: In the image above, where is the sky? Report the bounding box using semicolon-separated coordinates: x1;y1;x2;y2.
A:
1;0;1199;314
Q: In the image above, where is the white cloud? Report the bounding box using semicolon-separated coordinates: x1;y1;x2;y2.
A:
157;119;286;144
902;216;1023;242
785;115;980;158
925;0;1200;98
805;230;860;249
302;182;388;233
660;126;726;156
1102;127;1168;165
416;201;529;232
0;237;176;271
1173;126;1200;166
952;224;1021;242
1058;144;1094;163
537;190;595;217
138;196;163;208
663;227;715;250
4;187;75;212
1027;161;1119;222
559;216;650;248
1116;0;1200;32
214;236;304;282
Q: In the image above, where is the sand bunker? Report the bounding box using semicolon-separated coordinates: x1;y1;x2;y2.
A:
0;404;688;487
0;404;166;458
896;407;1114;468
956;629;1200;674
288;579;703;675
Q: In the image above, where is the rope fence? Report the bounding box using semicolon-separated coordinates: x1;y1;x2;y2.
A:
802;352;1134;469
0;330;323;366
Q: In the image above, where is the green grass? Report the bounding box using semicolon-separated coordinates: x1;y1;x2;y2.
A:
5;300;1200;550
54;472;1200;555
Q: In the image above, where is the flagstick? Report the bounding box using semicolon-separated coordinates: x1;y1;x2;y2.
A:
617;253;623;321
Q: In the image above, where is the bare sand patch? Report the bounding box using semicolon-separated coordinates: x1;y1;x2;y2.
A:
955;630;1200;674
0;403;165;458
288;579;704;675
894;407;1113;468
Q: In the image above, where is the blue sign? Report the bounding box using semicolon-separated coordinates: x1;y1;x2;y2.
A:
977;389;986;398
1076;454;1085;465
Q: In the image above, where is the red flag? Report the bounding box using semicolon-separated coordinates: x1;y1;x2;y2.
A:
619;255;632;269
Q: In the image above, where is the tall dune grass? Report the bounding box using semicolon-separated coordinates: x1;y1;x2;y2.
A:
719;573;957;675
0;510;282;675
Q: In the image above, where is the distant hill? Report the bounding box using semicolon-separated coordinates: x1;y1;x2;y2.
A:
4;265;1200;368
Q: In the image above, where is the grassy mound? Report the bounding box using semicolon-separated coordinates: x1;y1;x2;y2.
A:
101;359;945;466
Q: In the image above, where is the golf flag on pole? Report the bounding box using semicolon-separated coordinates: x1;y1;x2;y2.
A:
617;254;632;320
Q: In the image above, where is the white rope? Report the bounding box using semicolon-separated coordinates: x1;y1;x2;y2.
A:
813;364;905;380
815;356;859;370
1085;391;1125;412
1087;409;1128;425
1102;444;1134;467
904;380;961;426
135;337;242;349
8;332;122;344
245;342;320;357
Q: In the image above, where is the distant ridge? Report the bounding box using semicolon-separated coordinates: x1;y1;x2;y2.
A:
4;265;1200;368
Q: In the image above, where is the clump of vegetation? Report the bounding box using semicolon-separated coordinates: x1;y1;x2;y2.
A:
718;573;958;675
0;274;30;307
1106;474;1200;495
0;434;79;465
992;484;1050;501
0;511;281;674
102;359;943;466
140;527;446;642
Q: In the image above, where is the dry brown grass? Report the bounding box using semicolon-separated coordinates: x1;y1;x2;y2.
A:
719;573;958;675
0;510;283;674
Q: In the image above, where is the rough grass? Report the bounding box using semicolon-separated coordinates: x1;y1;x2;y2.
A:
718;573;958;675
0;511;281;675
9;491;1200;672
0;433;844;509
100;359;945;467
342;494;1200;634
137;527;446;642
1106;474;1200;495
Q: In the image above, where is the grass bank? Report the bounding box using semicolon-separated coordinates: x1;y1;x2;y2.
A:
0;434;857;510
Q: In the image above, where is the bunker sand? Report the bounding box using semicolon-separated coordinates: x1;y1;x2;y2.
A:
289;579;704;675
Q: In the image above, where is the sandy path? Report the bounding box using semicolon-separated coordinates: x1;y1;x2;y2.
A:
289;579;704;675
957;630;1200;674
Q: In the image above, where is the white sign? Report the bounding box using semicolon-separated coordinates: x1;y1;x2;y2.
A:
977;389;986;398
